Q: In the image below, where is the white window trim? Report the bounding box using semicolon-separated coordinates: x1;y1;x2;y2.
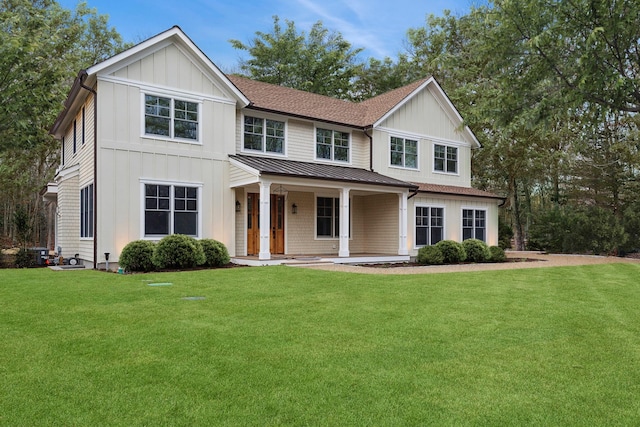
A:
313;193;351;240
389;134;420;171
139;179;204;240
414;203;446;249
140;91;203;144
460;207;487;242
240;112;288;157
80;182;94;240
432;142;460;176
314;125;352;165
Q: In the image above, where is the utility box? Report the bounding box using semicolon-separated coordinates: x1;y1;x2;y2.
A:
28;247;49;266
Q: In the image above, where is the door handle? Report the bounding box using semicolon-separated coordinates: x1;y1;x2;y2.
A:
272;227;276;238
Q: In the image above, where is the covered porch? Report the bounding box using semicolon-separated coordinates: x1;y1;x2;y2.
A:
229;155;418;262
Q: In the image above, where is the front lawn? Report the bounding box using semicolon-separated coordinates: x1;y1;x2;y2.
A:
2;264;640;425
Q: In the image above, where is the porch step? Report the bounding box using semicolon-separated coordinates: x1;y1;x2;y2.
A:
281;257;335;267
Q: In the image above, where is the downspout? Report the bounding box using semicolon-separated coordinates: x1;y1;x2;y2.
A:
78;70;98;269
363;127;374;171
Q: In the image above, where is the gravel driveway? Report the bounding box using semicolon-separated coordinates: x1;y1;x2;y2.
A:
297;251;640;275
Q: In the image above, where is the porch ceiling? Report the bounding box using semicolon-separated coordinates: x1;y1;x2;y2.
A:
229;154;418;190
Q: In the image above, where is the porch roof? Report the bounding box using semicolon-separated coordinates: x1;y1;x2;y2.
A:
413;182;503;200
230;154;419;190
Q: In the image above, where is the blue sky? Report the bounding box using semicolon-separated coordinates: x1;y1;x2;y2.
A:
58;0;474;72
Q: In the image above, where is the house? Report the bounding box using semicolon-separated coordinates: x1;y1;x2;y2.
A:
44;26;501;269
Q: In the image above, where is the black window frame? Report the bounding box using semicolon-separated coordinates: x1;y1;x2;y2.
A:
80;184;94;238
144;183;199;237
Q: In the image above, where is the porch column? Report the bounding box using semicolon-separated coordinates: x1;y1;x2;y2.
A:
259;180;271;260
398;192;409;255
339;187;350;257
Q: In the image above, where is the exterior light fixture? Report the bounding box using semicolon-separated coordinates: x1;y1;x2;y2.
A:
235;200;241;212
292;203;297;214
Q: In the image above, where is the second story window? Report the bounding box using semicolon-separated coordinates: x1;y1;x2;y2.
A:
390;136;418;169
434;144;458;173
243;116;285;154
316;128;350;162
144;95;198;141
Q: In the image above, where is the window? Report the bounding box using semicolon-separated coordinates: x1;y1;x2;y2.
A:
416;206;443;246
243;116;285;154
316;128;350;162
80;184;94;238
390;136;418;169
144;183;199;237
434;144;457;173
144;95;199;141
317;197;340;238
462;209;486;241
73;120;77;154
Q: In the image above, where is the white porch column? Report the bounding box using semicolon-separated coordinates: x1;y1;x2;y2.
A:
339;187;350;257
259;180;271;260
398;192;409;255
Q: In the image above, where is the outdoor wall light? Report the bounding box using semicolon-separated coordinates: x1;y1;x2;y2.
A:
292;203;298;214
235;200;241;212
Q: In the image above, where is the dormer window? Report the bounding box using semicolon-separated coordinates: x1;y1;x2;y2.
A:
144;94;199;141
243;116;285;154
316;128;350;163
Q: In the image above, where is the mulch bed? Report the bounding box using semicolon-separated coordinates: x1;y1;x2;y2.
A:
358;258;544;268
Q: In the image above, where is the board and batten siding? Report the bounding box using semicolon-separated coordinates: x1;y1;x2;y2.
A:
111;44;229;99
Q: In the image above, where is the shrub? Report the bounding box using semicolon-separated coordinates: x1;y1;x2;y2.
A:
435;240;466;264
488;246;507;262
152;234;206;270
119;240;156;272
14;248;36;268
416;245;444;265
199;239;230;267
462;239;490;263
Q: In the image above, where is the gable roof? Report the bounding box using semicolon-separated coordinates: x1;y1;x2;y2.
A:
413;182;503;200
228;75;428;129
230;154;418;189
51;26;249;138
228;75;480;147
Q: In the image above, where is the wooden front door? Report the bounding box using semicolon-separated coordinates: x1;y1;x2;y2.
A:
246;193;285;255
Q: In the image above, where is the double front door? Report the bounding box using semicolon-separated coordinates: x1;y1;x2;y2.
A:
246;193;284;255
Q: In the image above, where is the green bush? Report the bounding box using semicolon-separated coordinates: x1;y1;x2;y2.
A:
416;245;444;265
435;240;466;264
199;239;230;267
462;239;490;263
488;246;507;262
14;248;36;268
152;234;206;270
119;240;156;272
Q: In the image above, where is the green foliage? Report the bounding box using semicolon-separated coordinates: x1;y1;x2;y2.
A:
622;203;640;253
498;218;513;249
199;239;230;267
416;245;444;265
488;246;507;263
530;206;627;255
435;240;467;264
14;248;36;268
152;234;206;270
13;206;31;247
462;239;490;263
230;16;363;100
119;240;156;272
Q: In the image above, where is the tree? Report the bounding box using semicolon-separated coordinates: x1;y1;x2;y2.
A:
229;16;363;99
493;0;640;113
0;0;128;246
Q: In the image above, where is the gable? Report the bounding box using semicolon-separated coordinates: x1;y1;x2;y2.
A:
376;84;473;145
108;43;232;100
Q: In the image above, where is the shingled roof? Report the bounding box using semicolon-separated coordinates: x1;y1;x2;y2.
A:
413;182;503;200
230;154;418;189
227;75;430;128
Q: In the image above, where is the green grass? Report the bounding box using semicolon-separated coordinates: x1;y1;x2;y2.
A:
2;264;640;426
